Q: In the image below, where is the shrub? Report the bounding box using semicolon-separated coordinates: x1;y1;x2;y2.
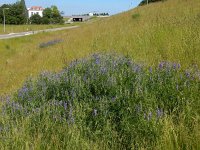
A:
139;0;166;6
39;39;63;48
30;14;42;24
1;54;200;149
132;13;140;20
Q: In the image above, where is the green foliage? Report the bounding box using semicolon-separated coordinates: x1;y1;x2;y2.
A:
42;6;64;24
139;0;166;6
20;0;28;19
41;17;50;24
0;2;63;25
1;54;199;149
0;0;200;148
0;1;28;25
132;13;140;19
30;14;42;24
43;8;52;19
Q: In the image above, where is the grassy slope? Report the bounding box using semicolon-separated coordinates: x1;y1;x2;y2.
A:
0;0;200;95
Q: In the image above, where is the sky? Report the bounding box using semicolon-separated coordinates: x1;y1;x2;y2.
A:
0;0;142;16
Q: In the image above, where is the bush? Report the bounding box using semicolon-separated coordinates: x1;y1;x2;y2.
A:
1;54;200;149
41;17;50;24
30;14;42;24
139;0;166;6
132;13;140;19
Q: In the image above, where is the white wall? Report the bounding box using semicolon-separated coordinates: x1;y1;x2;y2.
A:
28;10;43;18
89;13;94;16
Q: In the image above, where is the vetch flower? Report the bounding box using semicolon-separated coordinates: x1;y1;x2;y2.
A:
149;67;153;73
156;108;163;119
63;102;67;110
93;109;98;116
159;62;164;69
147;112;152;121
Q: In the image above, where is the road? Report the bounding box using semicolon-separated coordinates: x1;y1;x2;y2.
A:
0;26;79;40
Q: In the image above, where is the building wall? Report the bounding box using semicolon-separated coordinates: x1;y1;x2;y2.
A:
89;13;94;16
28;10;43;18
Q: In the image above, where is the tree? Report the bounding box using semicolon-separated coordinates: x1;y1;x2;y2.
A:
42;5;64;24
0;1;28;24
30;14;42;24
41;17;50;24
19;0;28;21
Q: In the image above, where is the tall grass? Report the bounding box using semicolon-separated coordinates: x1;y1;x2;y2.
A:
0;54;199;149
0;0;199;94
0;0;200;148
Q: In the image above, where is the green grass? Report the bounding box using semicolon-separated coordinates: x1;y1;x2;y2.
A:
0;54;200;149
0;0;199;95
0;0;200;149
0;24;78;34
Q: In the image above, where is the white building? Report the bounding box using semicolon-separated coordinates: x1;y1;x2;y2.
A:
88;12;94;17
28;6;44;18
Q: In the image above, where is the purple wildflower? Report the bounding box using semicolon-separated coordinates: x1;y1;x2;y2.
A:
149;67;153;73
127;60;132;66
93;109;98;116
63;102;67;110
100;67;107;74
147;112;152;121
83;75;87;82
159;62;164;69
133;65;140;73
144;113;147;119
176;84;179;91
135;104;142;114
177;63;181;69
111;97;116;102
93;54;100;64
156;108;163;119
185;71;190;78
173;63;177;69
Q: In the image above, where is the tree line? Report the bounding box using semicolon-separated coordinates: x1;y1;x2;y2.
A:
0;0;64;25
30;6;64;24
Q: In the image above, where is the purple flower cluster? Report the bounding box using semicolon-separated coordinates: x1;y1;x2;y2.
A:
135;104;164;122
1;53;199;141
39;39;63;48
158;61;181;71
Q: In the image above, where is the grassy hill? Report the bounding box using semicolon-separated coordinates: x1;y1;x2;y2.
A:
0;0;199;95
0;0;200;149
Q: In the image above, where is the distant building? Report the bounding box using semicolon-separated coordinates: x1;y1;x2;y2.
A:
64;16;92;23
88;12;94;16
28;6;44;18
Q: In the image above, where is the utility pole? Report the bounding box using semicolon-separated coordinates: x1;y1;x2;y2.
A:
3;8;9;33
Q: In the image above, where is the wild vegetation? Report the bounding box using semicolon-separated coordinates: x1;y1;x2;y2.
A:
0;0;199;94
30;5;64;24
0;1;63;25
139;0;166;6
0;0;200;149
0;0;28;24
1;54;200;149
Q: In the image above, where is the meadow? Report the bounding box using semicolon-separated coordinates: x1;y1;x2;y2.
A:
0;54;200;149
0;0;200;149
